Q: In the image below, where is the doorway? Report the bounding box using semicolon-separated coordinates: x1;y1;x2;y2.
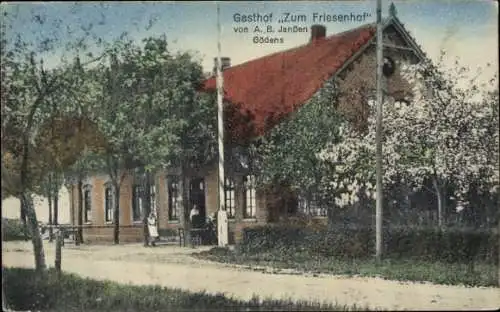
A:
189;178;206;227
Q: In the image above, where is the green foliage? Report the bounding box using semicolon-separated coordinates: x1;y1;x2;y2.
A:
91;36;217;173
254;79;343;199
195;224;498;287
3;268;365;311
196;248;496;287
1;218;29;241
239;225;498;264
36;170;64;201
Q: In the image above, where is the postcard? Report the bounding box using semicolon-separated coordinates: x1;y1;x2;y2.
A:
2;1;499;311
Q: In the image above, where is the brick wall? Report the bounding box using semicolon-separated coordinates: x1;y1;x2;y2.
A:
92;176;105;226
336;24;418;131
82;225;143;243
119;173;133;226
69;172;138;242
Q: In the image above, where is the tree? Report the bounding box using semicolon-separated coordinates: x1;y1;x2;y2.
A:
252;78;344;219
1;3;112;269
319;57;499;227
38;171;64;241
120;36;181;246
1;51;74;270
65;147;105;244
90;47;138;245
122;37;218;245
88;35;217;246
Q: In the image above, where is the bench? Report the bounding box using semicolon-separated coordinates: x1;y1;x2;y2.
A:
156;228;185;246
177;228;207;247
59;226;79;246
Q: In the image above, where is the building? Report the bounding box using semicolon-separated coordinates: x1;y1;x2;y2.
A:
68;15;425;243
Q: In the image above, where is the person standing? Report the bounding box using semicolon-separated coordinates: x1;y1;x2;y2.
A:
189;204;200;226
189;204;202;246
147;211;159;246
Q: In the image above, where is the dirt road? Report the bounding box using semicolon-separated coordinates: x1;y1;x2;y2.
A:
3;241;499;310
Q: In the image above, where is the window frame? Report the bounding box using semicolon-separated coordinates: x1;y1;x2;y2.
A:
224;177;235;218
150;184;157;215
167;176;180;221
243;175;256;219
104;184;114;223
83;185;92;223
131;185;143;223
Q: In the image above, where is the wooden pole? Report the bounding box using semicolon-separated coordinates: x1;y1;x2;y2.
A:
55;229;62;273
375;0;384;261
216;1;229;247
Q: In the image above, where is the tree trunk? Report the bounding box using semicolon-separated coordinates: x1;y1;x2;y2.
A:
1;286;7;311
432;177;443;228
180;165;191;247
21;192;46;271
113;183;120;245
69;184;75;228
20;200;28;241
2;265;8;310
142;171;152;247
497;219;500;287
48;191;53;242
54;188;59;226
77;178;84;244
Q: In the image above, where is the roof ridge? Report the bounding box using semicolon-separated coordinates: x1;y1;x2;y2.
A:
200;15;426;140
213;21;378;76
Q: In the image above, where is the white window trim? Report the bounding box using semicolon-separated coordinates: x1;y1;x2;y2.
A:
167;176;182;221
224;177;236;219
243;175;257;219
103;183;114;225
131;185;143;224
83;184;93;224
131;183;157;224
150;184;157;216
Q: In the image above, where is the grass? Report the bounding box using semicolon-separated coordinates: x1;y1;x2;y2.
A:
193;247;498;288
3;267;370;312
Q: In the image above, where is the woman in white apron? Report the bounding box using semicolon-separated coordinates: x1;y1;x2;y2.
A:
148;211;159;246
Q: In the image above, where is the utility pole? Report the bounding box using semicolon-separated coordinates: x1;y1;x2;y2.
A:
216;1;229;247
375;0;384;261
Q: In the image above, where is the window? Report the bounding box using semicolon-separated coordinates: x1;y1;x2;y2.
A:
104;185;113;223
298;195;327;217
168;176;180;221
243;175;256;219
224;177;235;218
132;185;143;222
150;184;157;215
83;186;92;223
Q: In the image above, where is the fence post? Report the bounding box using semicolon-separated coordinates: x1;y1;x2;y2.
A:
55;230;62;273
75;226;80;246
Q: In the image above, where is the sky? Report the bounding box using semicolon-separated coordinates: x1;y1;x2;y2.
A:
1;1;498;80
1;1;498;221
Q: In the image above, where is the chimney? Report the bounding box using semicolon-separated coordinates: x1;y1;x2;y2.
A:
310;25;326;43
213;57;231;75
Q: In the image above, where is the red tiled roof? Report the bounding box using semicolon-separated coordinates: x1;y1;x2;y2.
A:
202;24;376;140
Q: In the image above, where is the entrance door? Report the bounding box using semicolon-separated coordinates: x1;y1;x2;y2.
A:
189;178;206;227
